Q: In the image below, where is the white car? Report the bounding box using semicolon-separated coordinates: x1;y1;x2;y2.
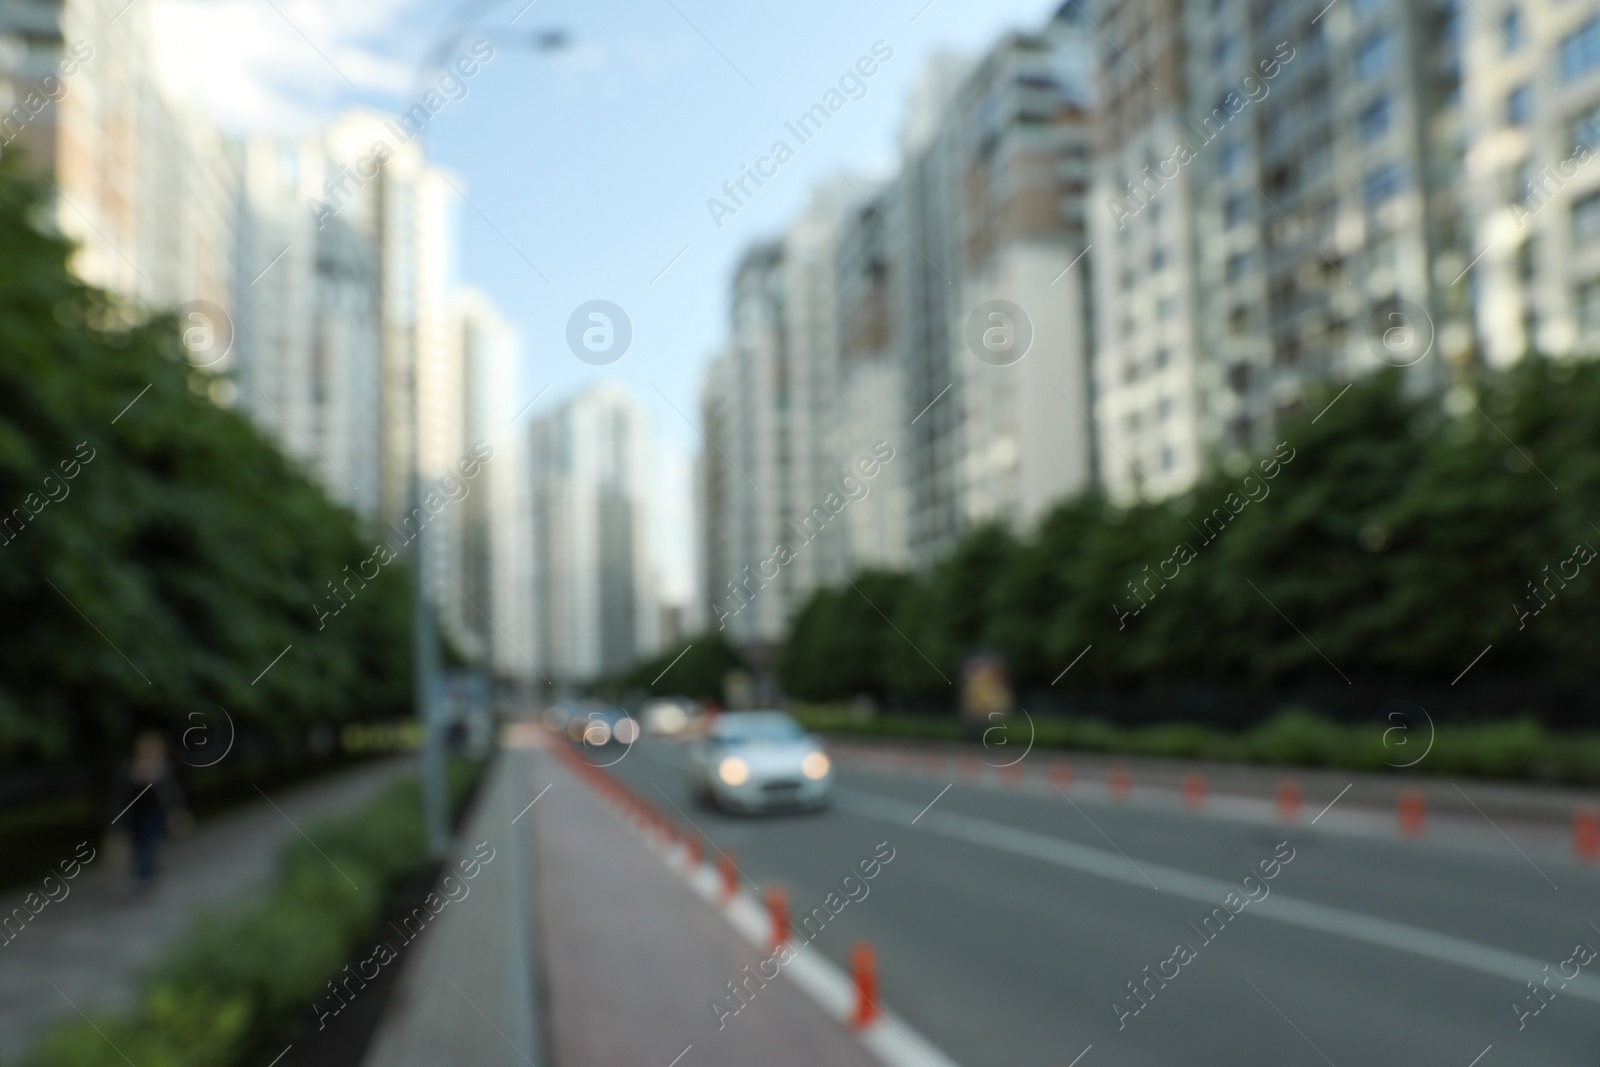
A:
687;711;833;813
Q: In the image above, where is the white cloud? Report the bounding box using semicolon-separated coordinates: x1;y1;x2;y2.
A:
150;0;424;133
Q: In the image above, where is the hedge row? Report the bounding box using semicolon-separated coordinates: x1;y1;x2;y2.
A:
793;706;1600;783
28;760;482;1067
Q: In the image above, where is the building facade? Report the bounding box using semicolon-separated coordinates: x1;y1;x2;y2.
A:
530;384;659;682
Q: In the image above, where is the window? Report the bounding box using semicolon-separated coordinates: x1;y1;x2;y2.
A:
1363;162;1406;204
1226;251;1254;282
1123;361;1141;385
1355;32;1393;80
1572;106;1600;151
1225;195;1249;227
1515;160;1542;203
1155;347;1171;369
1220;141;1243;174
1228;306;1249;335
1358;96;1391;142
1158;396;1174;421
1501;7;1522;51
1151;247;1167;271
1575;191;1600;243
1228;363;1252;395
1506;83;1533;126
1214;36;1237;69
1157;296;1175;320
1352;0;1383;19
1562;17;1600;83
1267;111;1295;148
1578;280;1600;335
1517;237;1538;282
1161;446;1177;472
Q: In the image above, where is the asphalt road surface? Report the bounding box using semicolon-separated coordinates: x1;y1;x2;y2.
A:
593;736;1600;1067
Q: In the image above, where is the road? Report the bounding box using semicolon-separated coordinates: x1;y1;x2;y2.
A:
593;736;1600;1067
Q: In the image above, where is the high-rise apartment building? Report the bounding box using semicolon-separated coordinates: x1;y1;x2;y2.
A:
835;186;914;573
889;6;1099;563
529;383;659;682
233;137;383;520
697;3;1100;652
699;243;791;651
1463;1;1600;365
3;0;236;315
443;288;519;670
1090;0;1471;500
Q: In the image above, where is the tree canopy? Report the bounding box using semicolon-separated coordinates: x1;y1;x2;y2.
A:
781;360;1600;720
0;155;411;774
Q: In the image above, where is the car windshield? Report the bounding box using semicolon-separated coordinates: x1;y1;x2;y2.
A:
711;714;805;743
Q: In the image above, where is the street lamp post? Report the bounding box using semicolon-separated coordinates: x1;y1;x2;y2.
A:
408;5;567;859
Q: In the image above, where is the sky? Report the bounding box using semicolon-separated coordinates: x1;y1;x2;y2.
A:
151;0;1063;606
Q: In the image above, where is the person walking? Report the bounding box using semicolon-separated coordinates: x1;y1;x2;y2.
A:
113;731;189;894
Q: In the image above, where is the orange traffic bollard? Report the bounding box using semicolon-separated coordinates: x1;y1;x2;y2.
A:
1049;760;1073;792
1107;765;1132;802
766;886;789;954
1576;807;1600;863
1000;762;1024;788
1181;771;1206;810
1276;778;1301;823
685;835;702;869
717;850;739;902
849;942;879;1029
1398;789;1425;837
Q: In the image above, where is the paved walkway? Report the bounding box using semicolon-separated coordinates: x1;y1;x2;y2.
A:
526;741;880;1067
1;757;414;1057
361;750;538;1067
362;735;880;1067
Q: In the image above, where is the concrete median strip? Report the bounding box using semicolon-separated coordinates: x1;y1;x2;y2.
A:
836;787;1600;1005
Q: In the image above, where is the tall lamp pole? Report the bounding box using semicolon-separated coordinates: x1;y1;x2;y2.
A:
409;4;567;859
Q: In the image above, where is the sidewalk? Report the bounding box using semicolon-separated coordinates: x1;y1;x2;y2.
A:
1;757;414;1057
360;749;538;1067
361;735;881;1067
526;741;881;1067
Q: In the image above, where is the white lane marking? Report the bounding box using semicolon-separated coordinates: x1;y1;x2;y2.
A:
835;788;1600;1003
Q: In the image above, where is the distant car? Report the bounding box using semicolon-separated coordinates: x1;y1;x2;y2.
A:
565;704;639;747
687;711;832;813
642;700;694;738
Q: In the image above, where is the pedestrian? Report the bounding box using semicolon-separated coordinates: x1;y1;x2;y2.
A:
113;731;190;895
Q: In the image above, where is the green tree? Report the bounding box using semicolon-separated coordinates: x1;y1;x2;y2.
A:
0;153;410;778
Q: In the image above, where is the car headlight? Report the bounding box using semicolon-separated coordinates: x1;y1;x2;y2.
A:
612;718;640;744
718;756;750;786
802;752;831;780
582;720;612;746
